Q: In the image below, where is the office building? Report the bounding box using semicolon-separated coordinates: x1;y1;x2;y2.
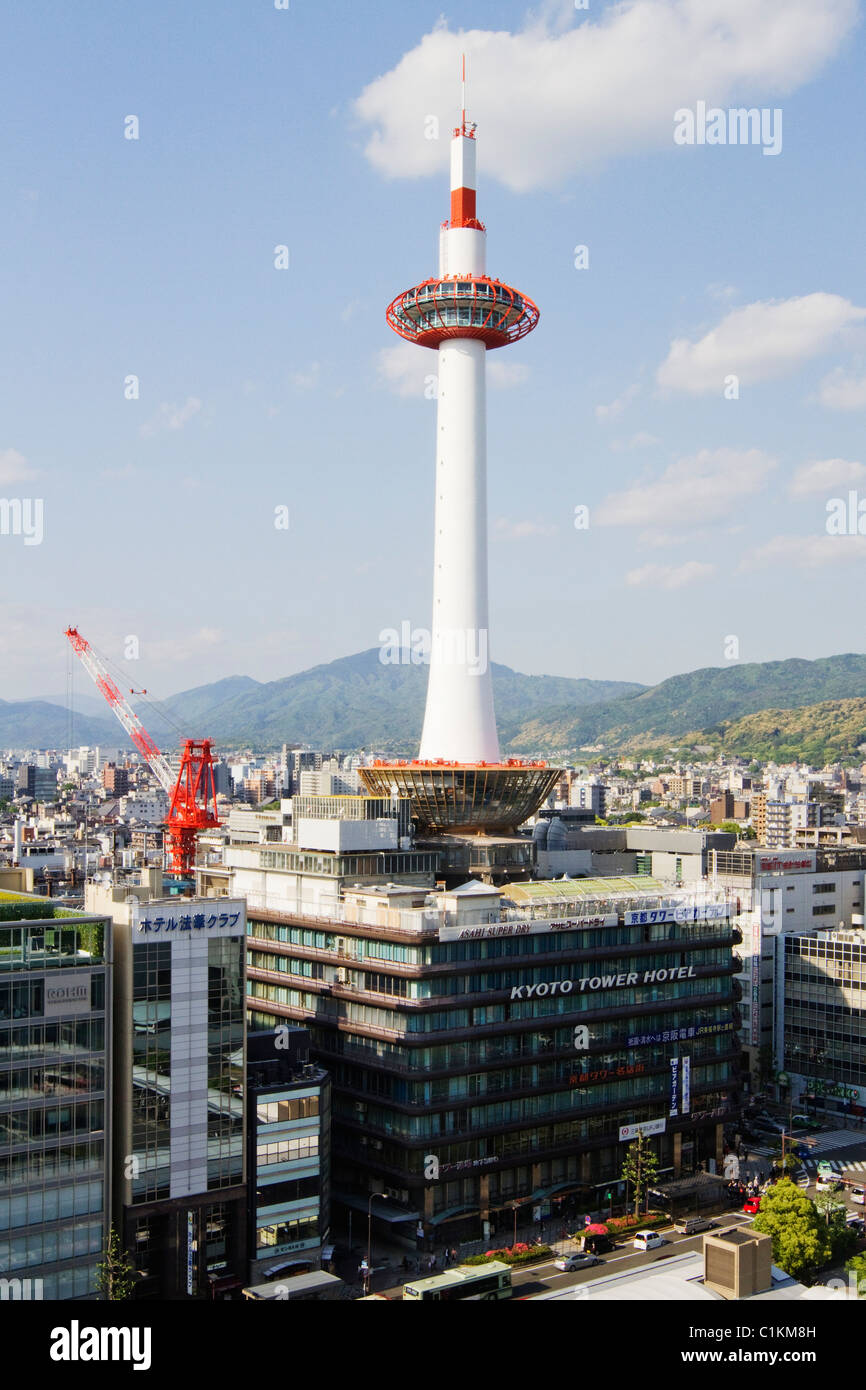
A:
110;895;248;1298
0;899;112;1299
779;927;866;1122
245;877;739;1244
246;1027;330;1281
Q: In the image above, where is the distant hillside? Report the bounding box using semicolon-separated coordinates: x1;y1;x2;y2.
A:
713;698;866;765
508;655;866;755
0;700;126;750
10;650;866;760
157;650;644;750
134;675;261;741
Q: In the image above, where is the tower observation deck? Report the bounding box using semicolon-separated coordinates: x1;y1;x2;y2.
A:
360;72;560;836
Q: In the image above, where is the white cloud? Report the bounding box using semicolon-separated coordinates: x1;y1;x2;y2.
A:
818;366;866;411
0;448;36;485
291;362;321;390
625;561;714;590
493;517;557;539
377;343;437;398
596;447;776;526
377;342;529;397
610;431;661;452
353;1;856;193
740;534;866;570
656;294;866;395
140;397;202;438
789;458;866;497
595;384;640;422
488;360;530;389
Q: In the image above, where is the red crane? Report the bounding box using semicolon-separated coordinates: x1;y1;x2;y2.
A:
65;626;220;875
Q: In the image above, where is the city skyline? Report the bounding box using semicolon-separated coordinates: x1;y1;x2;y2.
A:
2;0;865;704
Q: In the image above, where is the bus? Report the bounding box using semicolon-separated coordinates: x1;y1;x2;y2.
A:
403;1261;512;1301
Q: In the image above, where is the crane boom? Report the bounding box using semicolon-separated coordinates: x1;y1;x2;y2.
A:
64;626;220;876
65;627;176;793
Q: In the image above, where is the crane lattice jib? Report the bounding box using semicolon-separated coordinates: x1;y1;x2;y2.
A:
64;627;175;794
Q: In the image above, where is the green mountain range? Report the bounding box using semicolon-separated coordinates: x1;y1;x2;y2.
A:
7;650;866;763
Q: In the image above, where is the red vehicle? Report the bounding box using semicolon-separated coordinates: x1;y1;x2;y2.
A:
743;1196;761;1215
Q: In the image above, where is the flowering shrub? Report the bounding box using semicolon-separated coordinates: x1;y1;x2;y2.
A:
463;1243;553;1267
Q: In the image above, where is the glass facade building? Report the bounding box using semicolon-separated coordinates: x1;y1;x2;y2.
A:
246;882;740;1241
782;928;866;1118
114;898;248;1298
0;903;111;1299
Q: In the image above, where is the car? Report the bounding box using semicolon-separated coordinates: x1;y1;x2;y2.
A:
850;1186;866;1206
815;1175;843;1193
792;1114;822;1132
846;1213;864;1230
633;1230;665;1251
674;1216;716;1235
583;1233;615;1255
554;1252;600;1271
743;1196;762;1214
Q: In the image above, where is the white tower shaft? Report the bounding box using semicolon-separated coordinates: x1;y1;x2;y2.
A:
418;131;500;763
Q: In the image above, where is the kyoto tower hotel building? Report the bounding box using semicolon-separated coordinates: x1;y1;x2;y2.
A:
360;77;560;855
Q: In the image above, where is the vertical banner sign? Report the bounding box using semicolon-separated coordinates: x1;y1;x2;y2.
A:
751;913;761;1048
682;1055;691;1115
187;1210;195;1296
669;1056;680;1118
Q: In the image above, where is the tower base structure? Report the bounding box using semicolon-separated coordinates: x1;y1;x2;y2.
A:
358;759;561;837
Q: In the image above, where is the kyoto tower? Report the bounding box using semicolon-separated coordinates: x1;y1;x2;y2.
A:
360;64;561;840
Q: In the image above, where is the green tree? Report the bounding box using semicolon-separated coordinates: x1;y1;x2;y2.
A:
621;1132;659;1220
751;1178;833;1280
768;1139;801;1177
845;1253;866;1297
96;1225;137;1301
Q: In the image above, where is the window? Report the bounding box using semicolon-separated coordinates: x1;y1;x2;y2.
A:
257;1136;319;1166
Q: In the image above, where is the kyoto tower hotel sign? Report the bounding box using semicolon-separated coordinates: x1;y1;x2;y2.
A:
361;73;560;834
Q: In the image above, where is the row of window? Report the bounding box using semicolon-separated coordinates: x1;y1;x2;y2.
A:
0;977;105;1022
0;1061;104;1100
257;1096;320;1124
340;1063;733;1139
247;919;734;964
335;1033;734;1104
0;1018;105;1062
255;1218;320;1250
248;979;732;1035
0;1142;104;1190
0;1179;103;1231
0;1100;103;1144
257;1136;320;1166
345;1089;734;1174
0;1218;103;1272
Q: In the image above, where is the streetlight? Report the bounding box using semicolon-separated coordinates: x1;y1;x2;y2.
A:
511;1199;520;1246
366;1192;387;1294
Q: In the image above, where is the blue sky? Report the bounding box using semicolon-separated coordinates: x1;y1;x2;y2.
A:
2;0;865;702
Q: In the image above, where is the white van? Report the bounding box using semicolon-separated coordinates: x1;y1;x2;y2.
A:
633;1230;664;1251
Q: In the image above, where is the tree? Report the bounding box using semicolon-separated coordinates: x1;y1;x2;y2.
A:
845;1253;866;1297
768;1140;801;1177
96;1225;137;1301
621;1132;659;1220
751;1177;833;1280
